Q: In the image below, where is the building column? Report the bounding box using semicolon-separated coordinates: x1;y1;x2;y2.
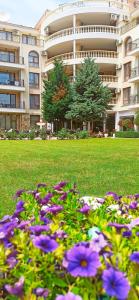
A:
103;117;107;132
73;15;76;80
115;112;120;131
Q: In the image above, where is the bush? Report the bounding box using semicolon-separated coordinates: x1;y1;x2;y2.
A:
5;130;18;140
39;127;47;140
115;131;139;138
57;128;69;139
134;111;139;126
1;182;139;299
76;130;89;139
28;128;36;140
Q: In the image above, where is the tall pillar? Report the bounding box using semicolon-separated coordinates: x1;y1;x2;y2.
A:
115;112;120;131
73;15;76;80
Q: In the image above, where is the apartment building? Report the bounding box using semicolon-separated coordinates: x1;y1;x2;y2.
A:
0;0;139;131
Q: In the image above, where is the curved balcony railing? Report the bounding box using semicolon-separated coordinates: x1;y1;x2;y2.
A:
45;50;118;67
46;25;119;43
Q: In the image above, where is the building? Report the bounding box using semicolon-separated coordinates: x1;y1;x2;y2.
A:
0;0;139;131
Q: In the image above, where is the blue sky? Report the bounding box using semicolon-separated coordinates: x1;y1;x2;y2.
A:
0;0;70;26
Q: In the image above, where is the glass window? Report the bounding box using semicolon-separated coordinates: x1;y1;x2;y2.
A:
123;87;131;105
0;31;12;41
22;35;36;45
29;73;39;88
0;51;15;63
30;115;40;126
0;114;17;130
29;51;39;67
124;62;131;81
30;94;40;109
0;94;16;108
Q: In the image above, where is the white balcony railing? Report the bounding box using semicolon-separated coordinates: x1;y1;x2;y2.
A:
100;75;118;82
45;50;118;66
46;25;119;43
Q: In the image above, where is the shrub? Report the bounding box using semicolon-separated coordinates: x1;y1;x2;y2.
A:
18;132;28;140
115;131;139;138
76;130;89;139
28;128;36;140
134;111;139;126
39;127;47;140
57;128;69;139
5;130;18;140
1;182;139;299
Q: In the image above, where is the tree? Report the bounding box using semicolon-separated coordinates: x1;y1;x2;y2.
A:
134;111;139;127
65;58;112;128
42;59;72;130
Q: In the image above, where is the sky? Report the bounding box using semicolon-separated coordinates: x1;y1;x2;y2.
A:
0;0;71;27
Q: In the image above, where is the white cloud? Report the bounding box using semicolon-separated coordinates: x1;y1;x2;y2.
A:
0;11;10;22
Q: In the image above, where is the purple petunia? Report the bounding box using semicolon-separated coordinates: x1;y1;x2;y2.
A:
78;204;90;214
29;225;49;235
65;244;101;277
34;287;49;298
37;183;47;189
106;192;119;201
59;192;67;201
129;201;138;210
41;193;53;205
14;189;25;199
108;222;128;232
46;205;63;215
56;292;82;300
122;231;132;238
90;234;108;252
13;201;25;218
32;235;58;253
130;252;139;264
102;267;130;299
5;276;24;297
53;181;67;191
6;257;17;269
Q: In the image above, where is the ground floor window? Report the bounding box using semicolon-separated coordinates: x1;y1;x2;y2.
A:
0;114;17;130
30;115;40;127
0;94;16;108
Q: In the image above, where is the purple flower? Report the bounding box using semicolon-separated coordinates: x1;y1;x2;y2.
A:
6;257;17;269
17;221;30;230
0;220;18;240
65;244;101;277
122;231;132;238
129;201;138;209
0;215;12;224
37;183;47;188
53;181;67;191
135;194;139;199
102;267;130;299
5;276;24;297
53;230;68;239
34;287;49;298
108;222;128;232
41;193;53;205
129;218;139;229
13;201;25;217
130;252;139;264
56;292;82;300
29;225;49;235
106;192;119;201
78;204;90;215
136;232;139;236
46;205;63;215
33;235;58;253
90;234;108;252
14;189;25;199
59;192;67;201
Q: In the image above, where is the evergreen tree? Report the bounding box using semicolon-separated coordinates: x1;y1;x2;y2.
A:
42;59;72;128
66;58;112;124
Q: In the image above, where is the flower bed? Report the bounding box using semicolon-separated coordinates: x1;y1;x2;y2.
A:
0;182;139;300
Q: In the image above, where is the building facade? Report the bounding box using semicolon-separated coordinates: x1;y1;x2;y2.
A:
0;0;139;131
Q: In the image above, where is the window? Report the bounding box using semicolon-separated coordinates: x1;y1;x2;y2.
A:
0;31;12;41
30;95;40;109
0;51;15;63
30;115;40;126
125;37;132;55
29;51;39;67
0;94;16;108
29;73;39;88
124;62;131;81
0;72;15;85
0;114;17;130
22;35;36;45
123;87;131;105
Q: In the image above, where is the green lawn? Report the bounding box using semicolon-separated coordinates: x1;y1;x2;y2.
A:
0;139;139;217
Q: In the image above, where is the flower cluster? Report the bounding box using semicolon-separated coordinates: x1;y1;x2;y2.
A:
0;182;139;299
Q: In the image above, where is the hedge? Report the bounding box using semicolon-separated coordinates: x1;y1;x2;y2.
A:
115;131;139;138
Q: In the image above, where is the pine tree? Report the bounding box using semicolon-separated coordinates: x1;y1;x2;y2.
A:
42;59;72;128
65;58;112;124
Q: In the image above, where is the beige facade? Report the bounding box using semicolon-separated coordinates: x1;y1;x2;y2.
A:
0;0;139;131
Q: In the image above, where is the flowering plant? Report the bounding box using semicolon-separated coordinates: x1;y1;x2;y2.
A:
0;183;139;299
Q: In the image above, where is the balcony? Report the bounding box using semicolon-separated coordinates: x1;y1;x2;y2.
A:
0;56;25;70
45;50;118;72
45;25;119;50
128;67;139;83
131;1;139;19
127;40;139;56
100;75;118;88
0;80;25;91
123;95;139;107
0;101;26;113
0;33;20;45
109;97;117;106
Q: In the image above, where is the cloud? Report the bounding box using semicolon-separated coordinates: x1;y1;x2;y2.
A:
0;11;10;22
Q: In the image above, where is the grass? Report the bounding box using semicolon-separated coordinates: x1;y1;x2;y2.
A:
0;139;139;217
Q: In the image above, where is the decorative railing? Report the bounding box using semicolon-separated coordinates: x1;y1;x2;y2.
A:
130;67;139;79
120;19;139;35
127;39;139;53
0;33;20;43
0;80;24;87
0;101;25;109
0;56;24;65
46;25;118;43
100;75;118;82
46;50;118;66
